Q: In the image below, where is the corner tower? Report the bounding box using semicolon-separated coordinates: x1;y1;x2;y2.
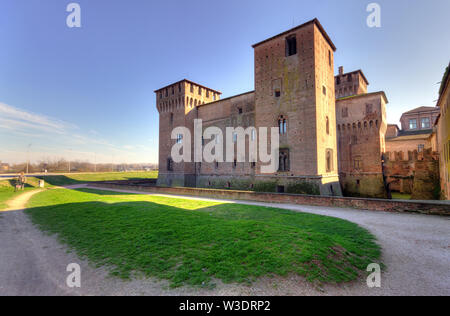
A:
155;80;221;187
253;18;341;195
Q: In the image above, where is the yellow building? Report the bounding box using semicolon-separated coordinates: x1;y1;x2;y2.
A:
436;63;450;199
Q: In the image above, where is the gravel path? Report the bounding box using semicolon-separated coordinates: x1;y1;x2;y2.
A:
0;185;448;296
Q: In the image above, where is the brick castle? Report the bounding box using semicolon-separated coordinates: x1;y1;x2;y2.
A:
155;18;390;197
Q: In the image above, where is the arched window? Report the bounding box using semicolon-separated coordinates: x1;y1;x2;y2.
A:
278;116;287;135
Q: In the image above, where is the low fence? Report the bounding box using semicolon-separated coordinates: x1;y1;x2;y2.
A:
87;183;450;216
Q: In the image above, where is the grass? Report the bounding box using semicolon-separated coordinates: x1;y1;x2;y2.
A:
391;192;412;200
25;188;382;288
35;171;158;186
0;177;42;210
0;171;157;210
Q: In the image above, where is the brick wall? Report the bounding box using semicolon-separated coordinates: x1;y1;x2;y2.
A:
88;183;450;216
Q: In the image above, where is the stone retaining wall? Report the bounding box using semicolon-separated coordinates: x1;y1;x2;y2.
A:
88;183;450;216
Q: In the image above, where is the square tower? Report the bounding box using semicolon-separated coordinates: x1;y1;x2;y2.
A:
253;19;341;195
155;80;221;187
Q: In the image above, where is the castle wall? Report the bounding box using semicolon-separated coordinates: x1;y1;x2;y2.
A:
336;92;388;198
384;149;440;200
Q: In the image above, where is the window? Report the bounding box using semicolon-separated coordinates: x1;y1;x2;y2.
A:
251;129;256;141
278;117;287;135
353;156;362;170
179;84;182;92
328;50;331;67
215;161;219;169
170;113;174;124
232;132;237;143
418;144;425;152
421;117;430;128
342;107;348;118
233;159;237;169
251;162;256;169
238;107;243;114
198;87;202;95
165;89;168;97
167;158;173;171
322;86;327;95
274;89;281;98
326;117;330;135
336;77;341;85
159;92;162;98
213;94;216;101
206;90;209;98
190;84;194;93
285;36;297;56
278;149;290;172
366;104;373;114
347;74;352;82
176;134;183;144
171;86;174;95
409;119;417;129
326;149;333;172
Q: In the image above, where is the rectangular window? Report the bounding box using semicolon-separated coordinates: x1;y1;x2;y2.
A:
238;107;243;114
326;149;333;172
274;89;281;98
190;84;194;93
176;134;183;144
278;149;290;172
421;117;430;128
409;119;417;129
322;86;327;96
206;90;209;98
366;104;373;114
198;87;202;95
251;129;256;141
328;50;331;67
167;158;173;171
418;144;425;152
232;132;237;143
285;36;297;56
342;107;348;118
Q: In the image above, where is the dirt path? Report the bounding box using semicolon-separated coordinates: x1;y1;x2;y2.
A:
0;185;448;296
3;190;43;212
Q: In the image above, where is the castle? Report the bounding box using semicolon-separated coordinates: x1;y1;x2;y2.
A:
155;18;389;197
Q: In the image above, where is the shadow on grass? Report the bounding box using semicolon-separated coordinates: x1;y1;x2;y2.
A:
24;192;382;288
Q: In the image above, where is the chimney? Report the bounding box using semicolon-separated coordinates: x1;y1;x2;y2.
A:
339;66;344;75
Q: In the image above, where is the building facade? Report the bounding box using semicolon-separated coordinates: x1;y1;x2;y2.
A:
156;19;342;196
436;63;450;199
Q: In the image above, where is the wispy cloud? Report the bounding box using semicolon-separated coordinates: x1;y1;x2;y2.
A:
0;102;158;164
0;102;77;134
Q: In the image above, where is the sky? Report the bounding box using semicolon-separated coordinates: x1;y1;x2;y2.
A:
0;0;449;164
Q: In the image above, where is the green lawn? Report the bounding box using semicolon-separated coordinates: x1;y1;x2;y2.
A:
25;188;381;287
0;177;42;210
35;171;158;186
391;192;412;200
0;171;157;210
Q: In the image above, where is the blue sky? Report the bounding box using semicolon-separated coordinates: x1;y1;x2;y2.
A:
0;0;449;164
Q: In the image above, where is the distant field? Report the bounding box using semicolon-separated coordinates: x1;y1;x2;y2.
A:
35;171;158;186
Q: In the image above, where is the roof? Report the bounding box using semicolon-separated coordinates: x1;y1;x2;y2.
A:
336;69;369;85
154;79;222;94
336;91;388;104
252;18;336;52
437;62;450;106
387;124;400;130
386;129;433;141
386;133;433;142
402;106;439;115
197;91;255;108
